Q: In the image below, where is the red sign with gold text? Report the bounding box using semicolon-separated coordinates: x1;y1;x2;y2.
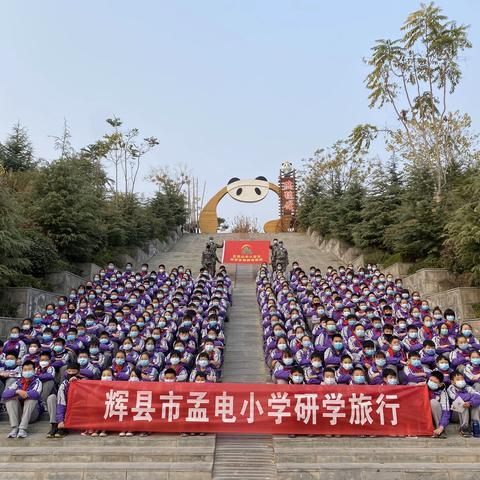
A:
65;381;433;436
222;240;270;264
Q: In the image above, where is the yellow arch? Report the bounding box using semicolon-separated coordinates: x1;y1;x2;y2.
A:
198;182;290;233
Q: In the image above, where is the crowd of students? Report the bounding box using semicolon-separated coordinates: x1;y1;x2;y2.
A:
257;262;480;438
0;262;230;438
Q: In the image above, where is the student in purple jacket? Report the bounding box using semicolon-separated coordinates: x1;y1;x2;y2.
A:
428;371;450;438
2;361;42;438
447;371;480;437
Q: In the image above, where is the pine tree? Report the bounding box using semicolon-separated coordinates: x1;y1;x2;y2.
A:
0;123;36;172
352;158;402;251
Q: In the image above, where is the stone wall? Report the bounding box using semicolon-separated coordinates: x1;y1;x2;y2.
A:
403;268;458;296
45;271;88;296
424;287;480;322
75;263;101;280
0;287;59;318
0;317;22;338
384;262;413;279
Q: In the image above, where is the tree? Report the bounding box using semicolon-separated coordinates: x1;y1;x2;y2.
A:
83;117;159;195
350;2;474;202
230;215;259;233
0;123;36;172
0;179;31;285
352;157;403;251
32;155;107;262
384;163;444;261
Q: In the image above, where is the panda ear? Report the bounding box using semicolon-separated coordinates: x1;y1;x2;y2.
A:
227;177;240;185
255;176;268;182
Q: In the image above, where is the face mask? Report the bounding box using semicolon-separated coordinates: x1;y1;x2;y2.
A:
22;370;35;379
28;347;38;355
34;318;43;325
129;377;140;382
353;375;365;384
139;359;149;367
446;315;455;322
102;376;113;381
123;344;133;351
472;358;480;366
157;321;166;328
411;359;421;367
43;335;52;342
427;380;439;391
438;363;449;371
129;331;139;338
324;377;336;385
278;343;287;351
311;361;322;369
342;363;353;371
455;380;466;389
458;344;469;351
408;332;418;339
53;345;63;353
462;329;472;337
283;358;293;366
397;323;406;330
10;334;19;340
78;358;88;366
152;334;161;341
198;360;209;368
425;348;435;356
387;378;398;385
355;330;365;338
392;345;401;352
440;329;449;335
291;375;303;384
326;325;336;332
90;347;99;355
175;346;185;353
364;349;375;357
424;321;432;328
39;360;49;368
60;318;69;325
170;358;180;365
146;344;155;352
333;342;343;350
67;335;76;341
86;320;95;327
5;359;16;368
116;358;125;365
302;341;312;348
164;378;175;383
100;338;109;344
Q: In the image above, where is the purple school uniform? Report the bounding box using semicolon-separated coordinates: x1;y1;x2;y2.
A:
449;348;471;368
403;363;430;383
304;366;323;384
36;365;55;382
2;375;43;409
429;388;450;428
447;384;480;406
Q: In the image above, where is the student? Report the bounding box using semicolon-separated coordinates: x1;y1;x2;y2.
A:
2;361;42;438
464;350;480;391
447;371;480;437
381;368;399;385
350;367;367;385
321;367;337;385
304;352;323;384
427;371;450;438
403;351;430;384
336;355;354;384
368;352;387;385
288;366;305;384
51;362;81;438
449;335;472;372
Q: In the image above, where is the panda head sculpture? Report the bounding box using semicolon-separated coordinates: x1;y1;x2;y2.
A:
226;176;270;203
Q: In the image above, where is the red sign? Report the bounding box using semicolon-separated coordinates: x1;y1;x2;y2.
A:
222;240;270;264
279;175;297;217
65;382;433;436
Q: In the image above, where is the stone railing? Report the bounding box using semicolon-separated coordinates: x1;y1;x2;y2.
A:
45;271;88;296
0;287;59;318
0;317;22;338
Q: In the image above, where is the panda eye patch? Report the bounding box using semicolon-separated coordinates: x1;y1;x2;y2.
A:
236;188;243;196
255;187;261;195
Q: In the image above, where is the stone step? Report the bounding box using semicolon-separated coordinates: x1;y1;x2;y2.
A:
276;462;480;480
0;461;212;480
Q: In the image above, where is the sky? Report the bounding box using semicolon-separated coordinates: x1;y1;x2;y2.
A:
1;0;480;227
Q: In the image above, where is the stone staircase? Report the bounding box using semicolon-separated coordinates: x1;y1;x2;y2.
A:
2;232;479;479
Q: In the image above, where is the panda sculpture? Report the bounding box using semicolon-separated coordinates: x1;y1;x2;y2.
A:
198;176;289;233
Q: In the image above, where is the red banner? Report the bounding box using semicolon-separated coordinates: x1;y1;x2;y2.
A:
222;240;270;264
65;382;433;436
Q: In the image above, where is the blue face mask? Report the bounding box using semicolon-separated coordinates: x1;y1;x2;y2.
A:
458;344;469;351
472;358;480;366
411;359;421;367
22;370;34;379
427;380;439;390
138;359;149;367
5;359;16;368
67;335;76;341
353;375;365;384
53;345;63;353
387;378;398;385
438;363;449;371
90;348;99;355
116;358;125;365
375;358;386;367
333;342;343;350
78;358;88;366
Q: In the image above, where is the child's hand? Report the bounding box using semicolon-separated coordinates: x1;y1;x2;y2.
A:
433;426;444;437
464;401;471;408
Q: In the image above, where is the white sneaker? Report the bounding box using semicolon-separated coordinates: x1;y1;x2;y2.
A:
125;431;134;437
119;431;126;437
7;427;18;438
16;429;27;439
